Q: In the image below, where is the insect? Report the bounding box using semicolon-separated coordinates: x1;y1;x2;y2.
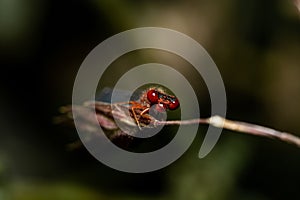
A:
55;87;180;148
127;87;180;128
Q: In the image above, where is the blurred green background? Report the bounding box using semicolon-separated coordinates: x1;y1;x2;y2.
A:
1;0;300;199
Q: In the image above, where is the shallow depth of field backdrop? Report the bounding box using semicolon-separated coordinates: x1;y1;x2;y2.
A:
1;0;300;200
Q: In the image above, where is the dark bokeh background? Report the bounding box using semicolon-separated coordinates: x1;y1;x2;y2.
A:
1;0;300;199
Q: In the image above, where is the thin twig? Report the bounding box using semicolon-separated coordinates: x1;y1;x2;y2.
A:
155;115;300;148
56;102;300;148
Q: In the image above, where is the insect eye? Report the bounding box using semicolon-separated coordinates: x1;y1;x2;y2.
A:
147;89;159;104
167;97;180;110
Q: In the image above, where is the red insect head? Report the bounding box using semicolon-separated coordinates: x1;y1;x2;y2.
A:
146;89;180;111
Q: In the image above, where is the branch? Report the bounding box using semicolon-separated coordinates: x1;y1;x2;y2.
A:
55;102;300;148
155;116;300;148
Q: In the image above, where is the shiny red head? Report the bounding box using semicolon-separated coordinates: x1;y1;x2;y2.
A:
146;89;180;111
